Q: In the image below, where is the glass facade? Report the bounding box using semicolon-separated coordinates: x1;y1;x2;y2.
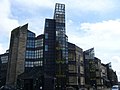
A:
35;39;43;48
43;19;56;90
25;31;44;68
84;48;96;88
0;55;8;64
68;42;85;89
35;50;43;58
35;35;44;67
0;52;9;87
2;3;117;90
25;31;35;68
26;40;35;48
44;19;56;72
45;45;48;51
54;3;68;89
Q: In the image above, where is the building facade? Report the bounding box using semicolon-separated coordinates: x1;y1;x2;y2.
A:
0;50;9;87
84;48;118;90
94;57;104;90
17;33;44;90
43;19;56;90
101;63;110;89
6;24;28;87
43;3;68;90
5;24;44;89
84;48;95;89
106;63;118;87
67;42;85;90
54;3;68;90
0;3;118;90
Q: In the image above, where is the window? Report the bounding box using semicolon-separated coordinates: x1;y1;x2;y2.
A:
45;33;48;39
26;50;35;59
34;61;43;67
1;56;8;63
35;49;43;58
80;77;85;85
25;61;34;67
96;79;101;85
34;61;39;66
56;31;59;36
27;40;35;48
96;71;100;77
80;66;84;74
46;22;49;27
35;39;43;48
69;76;78;85
27;31;35;38
68;53;75;61
45;45;48;51
80;57;83;62
69;65;77;73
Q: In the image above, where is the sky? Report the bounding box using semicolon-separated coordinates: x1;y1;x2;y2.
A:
0;0;120;81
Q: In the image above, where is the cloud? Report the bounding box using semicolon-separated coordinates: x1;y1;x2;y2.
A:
67;19;120;80
0;0;120;80
22;17;45;35
11;0;117;13
9;0;120;36
79;19;120;49
68;0;115;12
0;44;7;54
68;19;120;49
0;0;19;53
111;56;120;80
67;19;120;51
11;0;55;11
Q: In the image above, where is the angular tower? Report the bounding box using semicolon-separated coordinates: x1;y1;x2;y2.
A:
54;3;68;90
43;19;56;90
43;3;68;90
6;24;28;87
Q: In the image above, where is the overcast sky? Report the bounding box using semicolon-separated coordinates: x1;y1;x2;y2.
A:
0;0;120;81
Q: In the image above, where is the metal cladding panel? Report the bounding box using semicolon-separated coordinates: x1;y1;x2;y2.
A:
6;24;28;86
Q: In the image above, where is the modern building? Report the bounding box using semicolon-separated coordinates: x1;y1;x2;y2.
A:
6;24;28;87
5;3;68;90
84;48;118;90
106;63;118;87
17;68;43;90
94;57;105;90
0;50;9;87
17;33;44;90
67;42;85;90
101;63;110;89
53;3;68;90
0;3;118;90
5;24;44;89
43;19;56;90
4;3;68;90
84;48;95;89
43;3;68;90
